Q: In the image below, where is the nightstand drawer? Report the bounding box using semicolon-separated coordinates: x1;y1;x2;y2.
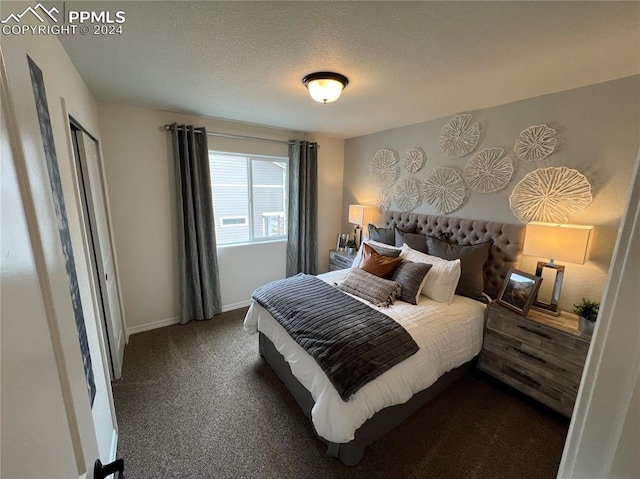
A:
329;250;355;270
486;311;589;367
478;349;578;417
483;330;584;392
480;302;591;417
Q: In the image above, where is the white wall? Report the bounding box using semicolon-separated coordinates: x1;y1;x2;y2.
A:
342;76;640;312
2;60;78;479
1;27;116;476
558;154;640;478
97;102;345;333
20;28;120;464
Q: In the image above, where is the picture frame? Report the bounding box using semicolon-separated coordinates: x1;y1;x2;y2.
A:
496;268;543;316
336;233;349;251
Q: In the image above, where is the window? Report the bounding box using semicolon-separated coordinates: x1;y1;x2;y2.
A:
209;151;287;246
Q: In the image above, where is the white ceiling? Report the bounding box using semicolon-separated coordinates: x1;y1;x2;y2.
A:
58;1;640;139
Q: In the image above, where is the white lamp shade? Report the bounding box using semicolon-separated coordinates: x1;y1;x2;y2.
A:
348;204;373;226
307;78;345;103
523;222;594;264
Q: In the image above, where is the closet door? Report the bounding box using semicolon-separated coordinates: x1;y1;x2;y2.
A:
73;128;125;380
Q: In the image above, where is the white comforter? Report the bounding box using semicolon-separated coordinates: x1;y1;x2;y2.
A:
243;269;485;444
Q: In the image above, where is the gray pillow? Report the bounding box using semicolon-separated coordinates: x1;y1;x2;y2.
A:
391;261;433;305
426;236;492;302
368;223;417;245
394;228;428;253
337;268;402;307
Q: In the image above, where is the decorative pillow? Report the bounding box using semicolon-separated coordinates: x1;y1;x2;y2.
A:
336;268;402;308
394;228;428;253
368;223;417;245
400;245;461;304
391;261;433;305
426;237;492;303
351;239;402;267
359;243;404;278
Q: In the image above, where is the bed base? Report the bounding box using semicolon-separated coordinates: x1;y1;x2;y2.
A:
258;332;471;466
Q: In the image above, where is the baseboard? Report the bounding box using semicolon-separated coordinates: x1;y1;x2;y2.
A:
222;300;252;312
126;302;250;336
127;316;181;336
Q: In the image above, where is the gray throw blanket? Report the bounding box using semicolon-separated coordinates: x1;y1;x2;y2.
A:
252;274;419;401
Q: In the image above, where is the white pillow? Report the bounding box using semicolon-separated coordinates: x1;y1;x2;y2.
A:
400;244;461;304
351;239;403;267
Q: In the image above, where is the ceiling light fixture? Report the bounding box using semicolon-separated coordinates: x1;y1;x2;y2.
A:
302;71;349;104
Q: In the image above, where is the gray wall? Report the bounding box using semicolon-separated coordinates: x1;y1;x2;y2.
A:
343;75;640;311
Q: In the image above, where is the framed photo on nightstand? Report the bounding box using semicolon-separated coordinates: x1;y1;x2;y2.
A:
497;268;543;316
336;233;349;251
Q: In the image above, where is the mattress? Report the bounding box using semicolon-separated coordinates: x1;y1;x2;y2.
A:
243;269;486;444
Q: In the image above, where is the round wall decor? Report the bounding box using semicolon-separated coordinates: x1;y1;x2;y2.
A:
509;167;592;223
439;114;480;158
423;167;466;214
392;178;421;212
404;148;426;174
514;124;558;162
463;147;514;193
375;191;391;212
370;148;400;187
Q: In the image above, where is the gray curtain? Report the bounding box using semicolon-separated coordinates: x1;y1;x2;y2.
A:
286;140;318;276
171;123;222;323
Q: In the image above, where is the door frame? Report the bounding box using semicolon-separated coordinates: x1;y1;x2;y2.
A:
69;117;126;380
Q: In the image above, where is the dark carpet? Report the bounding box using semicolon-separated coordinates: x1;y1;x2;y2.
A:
113;307;569;478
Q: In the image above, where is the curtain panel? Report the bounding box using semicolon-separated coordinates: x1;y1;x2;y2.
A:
170;123;222;323
286;140;318;276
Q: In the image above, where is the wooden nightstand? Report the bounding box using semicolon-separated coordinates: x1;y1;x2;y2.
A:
329;249;355;271
478;302;591;417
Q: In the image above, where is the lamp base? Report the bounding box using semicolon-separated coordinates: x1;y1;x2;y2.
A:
532;261;564;316
354;225;363;247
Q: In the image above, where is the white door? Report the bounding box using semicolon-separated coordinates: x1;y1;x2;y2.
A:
1;72;84;479
1;33;118;478
72;129;125;380
1;46;94;479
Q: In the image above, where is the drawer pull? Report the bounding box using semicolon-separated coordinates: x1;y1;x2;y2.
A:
505;366;541;388
517;325;552;340
516;348;547;364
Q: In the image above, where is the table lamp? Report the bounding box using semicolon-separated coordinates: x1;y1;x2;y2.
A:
523;222;594;315
348;205;374;247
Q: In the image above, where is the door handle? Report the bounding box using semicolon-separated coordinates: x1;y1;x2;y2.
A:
94;458;125;479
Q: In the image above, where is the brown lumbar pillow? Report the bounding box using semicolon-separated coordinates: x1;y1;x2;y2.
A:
358;242;403;278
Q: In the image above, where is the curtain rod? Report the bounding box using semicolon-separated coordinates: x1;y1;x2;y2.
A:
163;124;307;146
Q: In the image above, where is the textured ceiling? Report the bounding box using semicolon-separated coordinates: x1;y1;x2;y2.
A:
57;1;640;139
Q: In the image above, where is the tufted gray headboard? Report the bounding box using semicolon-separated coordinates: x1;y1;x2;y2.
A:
382;212;525;299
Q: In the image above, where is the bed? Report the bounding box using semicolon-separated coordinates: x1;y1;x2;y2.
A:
244;212;524;465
